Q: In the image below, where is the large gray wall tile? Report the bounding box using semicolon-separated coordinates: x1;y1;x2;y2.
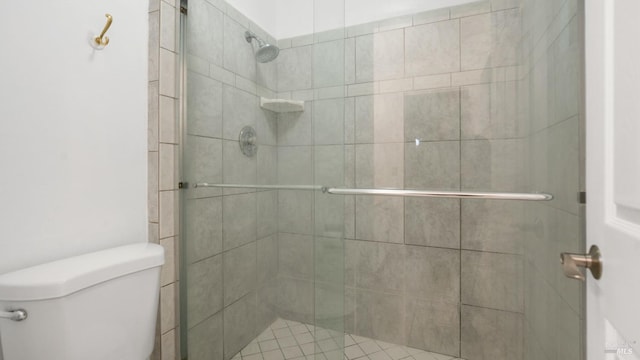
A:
405;246;460;303
278;102;313;146
314;98;345;145
315;236;345;284
356;29;405;82
461;305;523;360
278;190;313;235
314;39;345;88
404;89;460;142
315;190;346;237
552;17;580;126
224;242;257;305
257;59;278;92
187;0;223;65
461;82;521;140
355;143;404;188
224;16;256;81
257;191;278;238
406;20;460;76
315;145;345;186
461;200;525;254
405;198;460;249
405;298;460;357
405;141;460;189
185;136;222;199
277;277;314;324
315;282;345;332
278;233;314;280
257;145;277;186
186;197;223;264
256;279;279;333
461;139;524;192
223;85;257;141
277;146;313;185
257;235;278;284
223;193;257;250
224;292;258;359
546;117;580;215
223;139;257;190
187;72;223;138
355;196;404;244
188;311;223;360
355;290;405;345
355;94;404;143
187;255;223;327
461;9;520;70
278;46;313;91
349;240;404;293
257;108;278;146
461;251;523;312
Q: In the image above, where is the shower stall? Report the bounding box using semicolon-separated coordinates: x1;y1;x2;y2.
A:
179;0;584;359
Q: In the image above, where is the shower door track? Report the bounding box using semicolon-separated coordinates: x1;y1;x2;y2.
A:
193;183;553;201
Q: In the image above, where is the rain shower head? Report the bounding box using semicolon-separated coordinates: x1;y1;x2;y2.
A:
245;31;280;63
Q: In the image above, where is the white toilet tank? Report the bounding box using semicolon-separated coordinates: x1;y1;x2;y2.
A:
0;243;164;360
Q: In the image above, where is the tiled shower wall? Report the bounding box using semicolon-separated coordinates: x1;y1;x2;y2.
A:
275;1;528;359
182;0;282;359
149;0;181;359
521;0;584;359
150;1;584;360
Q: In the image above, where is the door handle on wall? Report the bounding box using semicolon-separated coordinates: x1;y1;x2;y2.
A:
560;245;602;281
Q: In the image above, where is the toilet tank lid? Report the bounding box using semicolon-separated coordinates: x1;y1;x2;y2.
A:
0;243;164;301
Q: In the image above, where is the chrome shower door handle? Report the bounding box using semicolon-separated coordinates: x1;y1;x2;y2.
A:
560;245;603;281
0;309;27;321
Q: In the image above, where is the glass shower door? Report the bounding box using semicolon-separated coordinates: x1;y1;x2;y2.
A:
179;0;346;359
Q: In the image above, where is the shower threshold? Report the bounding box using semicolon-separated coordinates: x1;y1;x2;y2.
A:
232;318;465;360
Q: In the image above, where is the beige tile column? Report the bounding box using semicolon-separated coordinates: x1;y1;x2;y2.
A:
149;0;181;359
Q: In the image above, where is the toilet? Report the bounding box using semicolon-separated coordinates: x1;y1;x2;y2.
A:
0;243;164;360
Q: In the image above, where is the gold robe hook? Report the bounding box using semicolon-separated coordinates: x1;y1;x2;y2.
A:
94;14;113;47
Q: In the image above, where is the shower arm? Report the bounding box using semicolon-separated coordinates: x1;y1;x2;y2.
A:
244;31;264;46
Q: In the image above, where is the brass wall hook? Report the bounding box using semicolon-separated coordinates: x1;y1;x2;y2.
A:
93;14;113;47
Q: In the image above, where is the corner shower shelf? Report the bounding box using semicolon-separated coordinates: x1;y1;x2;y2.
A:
260;97;304;113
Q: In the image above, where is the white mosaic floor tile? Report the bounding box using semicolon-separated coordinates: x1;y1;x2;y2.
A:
260;339;281;352
244;354;264;360
385;346;409;360
344;344;365;360
278;336;298;348
234;319;464;360
296;332;315;345
369;350;393;360
263;349;285;360
283;346;304;359
358;341;382;355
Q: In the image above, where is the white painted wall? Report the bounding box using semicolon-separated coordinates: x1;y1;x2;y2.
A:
227;0;278;36
0;0;148;275
229;0;477;39
344;0;477;29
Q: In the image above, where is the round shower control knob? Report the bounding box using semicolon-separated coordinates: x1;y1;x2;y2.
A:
239;126;258;157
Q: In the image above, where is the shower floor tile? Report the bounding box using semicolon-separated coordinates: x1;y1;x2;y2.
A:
232;319;466;360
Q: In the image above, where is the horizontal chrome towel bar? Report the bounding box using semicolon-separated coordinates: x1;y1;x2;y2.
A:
192;183;553;201
194;183;324;191
324;188;553;201
0;309;27;322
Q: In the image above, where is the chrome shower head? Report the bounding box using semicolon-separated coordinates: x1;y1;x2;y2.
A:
245;31;280;63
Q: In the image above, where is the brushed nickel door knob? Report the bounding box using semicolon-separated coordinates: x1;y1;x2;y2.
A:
560;245;602;281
